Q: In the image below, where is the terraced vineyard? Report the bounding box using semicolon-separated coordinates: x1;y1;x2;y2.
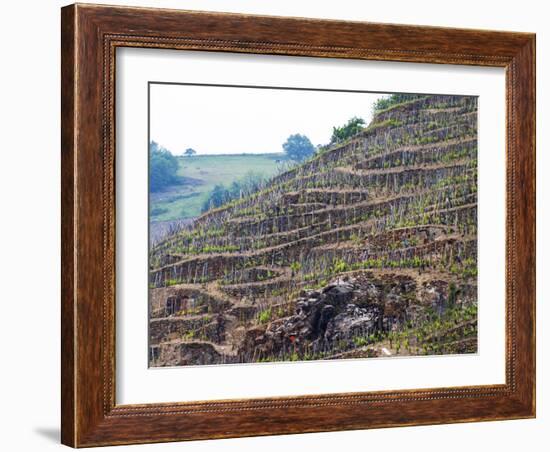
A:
148;94;479;366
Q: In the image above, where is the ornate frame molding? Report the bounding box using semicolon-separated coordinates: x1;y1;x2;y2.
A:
62;4;535;447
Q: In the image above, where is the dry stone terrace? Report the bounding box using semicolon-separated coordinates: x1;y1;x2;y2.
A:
149;94;479;366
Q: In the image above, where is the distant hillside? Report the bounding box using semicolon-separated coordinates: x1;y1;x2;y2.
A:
149;95;478;367
150;153;283;222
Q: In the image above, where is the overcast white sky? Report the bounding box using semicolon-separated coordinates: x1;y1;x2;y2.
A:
149;83;384;155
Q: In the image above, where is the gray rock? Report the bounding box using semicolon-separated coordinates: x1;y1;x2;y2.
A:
324;284;354;306
325;304;381;343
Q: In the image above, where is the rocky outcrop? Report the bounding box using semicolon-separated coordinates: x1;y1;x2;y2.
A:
236;275;416;361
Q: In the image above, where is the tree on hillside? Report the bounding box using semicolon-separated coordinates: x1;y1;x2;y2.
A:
330;117;365;145
184;148;197;157
149;141;179;192
282;134;315;162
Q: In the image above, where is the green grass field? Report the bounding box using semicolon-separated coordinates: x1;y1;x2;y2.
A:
150;153;283;222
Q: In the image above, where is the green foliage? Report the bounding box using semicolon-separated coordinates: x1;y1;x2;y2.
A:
365;118;403;133
197;244;239;254
202;184;227;211
330;117;365;145
201;171;266;213
345;302;478;358
184;148;197;156
331;258;348;274
149;141;179;192
450;257;478;279
372;93;425;114
290;262;301;275
282;133;316;162
440;147;475;163
258;308;272;324
353;336;369;347
182;330;195;341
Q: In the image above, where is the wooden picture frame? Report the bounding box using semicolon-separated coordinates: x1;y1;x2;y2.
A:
61;3;535;447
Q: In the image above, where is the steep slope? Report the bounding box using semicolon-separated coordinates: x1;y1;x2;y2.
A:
148;94;478;366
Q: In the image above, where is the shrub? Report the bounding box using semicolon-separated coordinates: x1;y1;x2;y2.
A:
201;171;266;213
331;258;348;273
258;308;272;324
329;117;365;145
149;141;179;192
290;262;301;274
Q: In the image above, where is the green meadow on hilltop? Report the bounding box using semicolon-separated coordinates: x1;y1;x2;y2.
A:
150;153;283;222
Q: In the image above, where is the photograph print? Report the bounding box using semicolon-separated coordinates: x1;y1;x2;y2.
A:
148;83;478;367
